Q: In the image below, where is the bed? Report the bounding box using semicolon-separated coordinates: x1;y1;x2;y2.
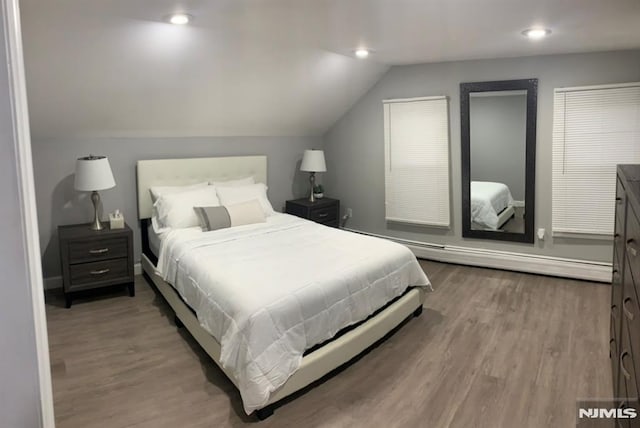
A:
137;156;431;419
470;181;515;230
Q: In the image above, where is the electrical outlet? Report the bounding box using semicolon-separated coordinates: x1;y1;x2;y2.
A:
537;228;545;240
346;208;353;218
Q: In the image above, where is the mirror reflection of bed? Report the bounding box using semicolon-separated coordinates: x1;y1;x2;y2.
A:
469;89;527;234
470;181;523;233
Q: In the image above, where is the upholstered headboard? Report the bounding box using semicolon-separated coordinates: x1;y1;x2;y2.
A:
136;156;267;219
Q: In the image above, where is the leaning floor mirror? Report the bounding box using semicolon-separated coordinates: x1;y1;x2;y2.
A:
460;79;537;243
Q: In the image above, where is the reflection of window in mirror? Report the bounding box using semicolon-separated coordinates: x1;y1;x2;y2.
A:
469;90;527;234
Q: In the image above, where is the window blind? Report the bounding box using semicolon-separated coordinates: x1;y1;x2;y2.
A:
383;96;450;227
552;83;640;236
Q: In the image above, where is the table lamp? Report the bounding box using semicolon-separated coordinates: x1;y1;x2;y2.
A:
300;149;326;203
74;155;116;230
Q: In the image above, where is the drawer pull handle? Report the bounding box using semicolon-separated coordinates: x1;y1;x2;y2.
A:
89;248;109;255
623;297;635;321
318;213;329;218
616;197;622;202
620;351;632;380
90;268;110;275
610;338;616;358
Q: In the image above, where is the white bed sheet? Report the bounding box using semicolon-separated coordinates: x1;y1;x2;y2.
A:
147;221;163;257
156;214;430;414
470;181;514;230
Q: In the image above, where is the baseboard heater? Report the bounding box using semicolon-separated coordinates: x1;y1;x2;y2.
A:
343;228;612;283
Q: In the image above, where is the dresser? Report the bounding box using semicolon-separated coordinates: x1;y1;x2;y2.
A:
58;223;134;308
285;197;340;228
611;165;640;415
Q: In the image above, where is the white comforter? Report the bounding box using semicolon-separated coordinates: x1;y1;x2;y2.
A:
470;181;514;230
156;214;430;414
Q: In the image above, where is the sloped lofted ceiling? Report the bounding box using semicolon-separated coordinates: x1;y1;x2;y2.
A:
21;0;640;139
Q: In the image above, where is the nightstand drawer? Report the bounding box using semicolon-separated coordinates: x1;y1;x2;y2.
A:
68;258;130;289
309;206;337;222
68;237;128;264
285;197;340;228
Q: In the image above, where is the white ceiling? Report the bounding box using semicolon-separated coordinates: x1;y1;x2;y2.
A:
21;0;640;139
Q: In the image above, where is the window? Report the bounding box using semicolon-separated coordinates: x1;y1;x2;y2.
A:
383;96;450;227
552;83;640;236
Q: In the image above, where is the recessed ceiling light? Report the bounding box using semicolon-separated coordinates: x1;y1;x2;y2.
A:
522;28;551;40
168;13;192;25
355;49;370;59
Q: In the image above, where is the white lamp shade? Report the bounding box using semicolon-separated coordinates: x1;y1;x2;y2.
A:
300;150;327;172
74;156;116;191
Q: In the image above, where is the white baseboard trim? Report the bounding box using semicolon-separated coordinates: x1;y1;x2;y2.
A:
44;262;143;290
344;228;612;283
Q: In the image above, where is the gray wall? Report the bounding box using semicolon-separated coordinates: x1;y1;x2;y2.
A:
470;94;526;201
33;136;322;278
323;50;640;263
0;7;43;428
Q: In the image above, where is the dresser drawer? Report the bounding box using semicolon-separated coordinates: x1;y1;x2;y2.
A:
621;315;640;405
68;258;131;290
309;206;337;223
616;226;626;265
613;311;620;393
623;260;640;378
68;237;128;264
626;206;640;287
617;178;627;231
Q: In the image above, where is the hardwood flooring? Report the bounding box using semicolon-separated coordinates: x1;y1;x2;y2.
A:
45;260;612;428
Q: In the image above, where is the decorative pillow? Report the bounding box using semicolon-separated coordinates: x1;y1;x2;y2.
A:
195;200;266;231
215;183;276;216
150;182;209;203
154;186;220;230
211;176;255;187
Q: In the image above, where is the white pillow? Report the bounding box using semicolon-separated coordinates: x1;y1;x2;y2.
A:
154;186;221;230
211;176;255;187
215;183;276;216
150;182;209;203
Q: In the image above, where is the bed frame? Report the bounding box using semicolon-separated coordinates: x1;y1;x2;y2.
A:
136;155;426;419
496;205;516;229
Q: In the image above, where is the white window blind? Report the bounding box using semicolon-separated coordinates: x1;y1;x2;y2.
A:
383;96;450;227
552;83;640;236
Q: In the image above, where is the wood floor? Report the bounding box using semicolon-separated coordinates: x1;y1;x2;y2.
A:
46;260;612;428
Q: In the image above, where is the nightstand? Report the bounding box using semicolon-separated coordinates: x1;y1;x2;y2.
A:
285;197;340;227
58;223;134;308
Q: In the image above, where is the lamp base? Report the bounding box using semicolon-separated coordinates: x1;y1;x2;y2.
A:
308;172;316;203
90;191;104;231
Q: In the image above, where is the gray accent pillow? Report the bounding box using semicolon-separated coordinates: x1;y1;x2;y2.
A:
195;206;231;231
195;199;266;231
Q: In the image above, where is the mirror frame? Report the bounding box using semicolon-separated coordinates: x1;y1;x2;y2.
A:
460;78;538;243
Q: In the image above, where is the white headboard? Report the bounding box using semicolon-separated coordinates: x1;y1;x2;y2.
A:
136;155;267;219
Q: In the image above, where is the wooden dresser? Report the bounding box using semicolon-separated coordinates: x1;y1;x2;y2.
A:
611;165;640;415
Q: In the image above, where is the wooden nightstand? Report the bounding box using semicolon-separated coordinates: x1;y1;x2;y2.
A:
58;223;134;308
285;197;340;227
